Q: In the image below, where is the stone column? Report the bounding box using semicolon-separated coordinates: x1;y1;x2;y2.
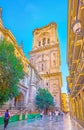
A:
77;94;82;120
80;93;83;120
75;98;78;119
77;96;80;119
82;89;84;120
76;97;79;119
19;110;22;121
74;99;76;119
70;98;72;117
25;91;29;105
73;99;75;118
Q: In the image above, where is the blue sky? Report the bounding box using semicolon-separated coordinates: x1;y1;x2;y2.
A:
0;0;68;93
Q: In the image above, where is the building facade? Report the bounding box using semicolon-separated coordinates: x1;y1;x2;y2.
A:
0;8;41;110
26;63;42;111
29;22;62;109
61;93;70;113
67;0;84;127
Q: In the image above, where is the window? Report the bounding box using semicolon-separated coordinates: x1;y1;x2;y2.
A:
38;41;41;46
46;83;48;86
47;38;50;44
53;53;55;56
42;38;46;45
42;64;43;71
53;60;56;65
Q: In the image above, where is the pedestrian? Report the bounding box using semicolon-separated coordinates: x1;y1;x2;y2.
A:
4;109;10;130
52;111;55;120
55;110;59;121
40;111;44;120
49;111;52;120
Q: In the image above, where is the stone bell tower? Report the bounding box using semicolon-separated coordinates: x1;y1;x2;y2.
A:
29;22;62;109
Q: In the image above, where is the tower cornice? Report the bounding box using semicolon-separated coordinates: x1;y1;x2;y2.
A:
33;22;57;35
29;44;59;54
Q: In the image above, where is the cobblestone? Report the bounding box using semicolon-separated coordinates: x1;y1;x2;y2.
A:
0;114;84;130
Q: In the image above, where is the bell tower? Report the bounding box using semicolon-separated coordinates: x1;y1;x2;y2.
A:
29;22;62;109
32;22;58;50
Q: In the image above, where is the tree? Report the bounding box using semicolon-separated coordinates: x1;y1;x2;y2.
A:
36;88;54;110
0;40;24;106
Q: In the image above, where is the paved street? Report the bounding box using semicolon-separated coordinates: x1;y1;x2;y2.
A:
0;115;84;130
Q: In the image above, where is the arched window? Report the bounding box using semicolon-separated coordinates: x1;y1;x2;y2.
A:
46;83;48;86
42;38;46;45
38;41;41;46
47;38;50;44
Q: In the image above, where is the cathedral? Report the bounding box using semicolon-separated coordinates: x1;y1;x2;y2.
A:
29;22;62;109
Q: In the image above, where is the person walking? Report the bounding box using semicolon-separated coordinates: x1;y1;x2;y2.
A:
55;110;59;121
4;109;10;130
49;111;52;120
52;111;55;120
40;111;44;120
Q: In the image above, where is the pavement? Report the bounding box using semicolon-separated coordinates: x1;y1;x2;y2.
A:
0;114;84;130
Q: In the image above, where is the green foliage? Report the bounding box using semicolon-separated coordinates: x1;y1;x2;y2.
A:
0;40;24;105
36;88;54;110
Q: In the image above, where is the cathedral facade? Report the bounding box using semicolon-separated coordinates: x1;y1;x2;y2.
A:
0;8;41;110
29;22;62;109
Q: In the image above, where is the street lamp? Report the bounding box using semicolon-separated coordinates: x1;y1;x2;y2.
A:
72;20;81;34
72;0;84;35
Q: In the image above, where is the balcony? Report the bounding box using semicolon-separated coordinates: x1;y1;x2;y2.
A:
66;76;73;91
71;60;78;72
72;39;82;61
69;38;83;73
72;56;84;87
